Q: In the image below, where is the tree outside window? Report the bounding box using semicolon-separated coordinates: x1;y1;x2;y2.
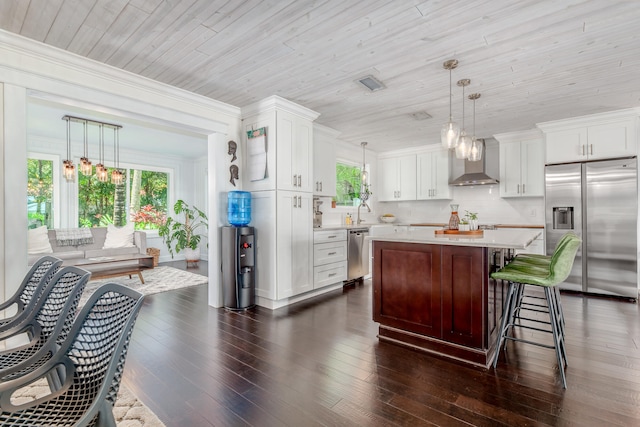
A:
27;158;54;229
78;168;168;229
336;162;362;207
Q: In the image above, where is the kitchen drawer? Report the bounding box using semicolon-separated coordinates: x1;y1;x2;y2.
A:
314;261;347;287
314;241;347;266
314;229;347;243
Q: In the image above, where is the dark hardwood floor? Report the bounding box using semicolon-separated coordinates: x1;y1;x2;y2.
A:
123;262;640;426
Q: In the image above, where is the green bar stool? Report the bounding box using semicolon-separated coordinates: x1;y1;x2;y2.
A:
491;233;581;389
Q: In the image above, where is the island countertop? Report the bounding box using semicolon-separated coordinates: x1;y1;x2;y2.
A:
368;228;541;249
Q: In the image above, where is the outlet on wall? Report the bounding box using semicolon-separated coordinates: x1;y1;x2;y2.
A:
530;208;537;217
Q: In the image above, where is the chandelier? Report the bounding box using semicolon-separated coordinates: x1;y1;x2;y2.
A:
61;115;123;183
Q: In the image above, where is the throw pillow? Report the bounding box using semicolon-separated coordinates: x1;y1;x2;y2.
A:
103;223;135;249
28;226;53;254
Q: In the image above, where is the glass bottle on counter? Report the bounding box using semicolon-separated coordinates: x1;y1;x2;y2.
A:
448;204;460;230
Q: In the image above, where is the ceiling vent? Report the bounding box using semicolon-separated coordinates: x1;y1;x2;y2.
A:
409;111;432;120
356;75;386;92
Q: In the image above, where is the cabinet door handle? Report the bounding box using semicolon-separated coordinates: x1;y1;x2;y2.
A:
522;183;526;194
328;252;336;255
320;181;322;192
298;195;302;207
315;181;318;191
432;188;436;197
582;144;586;156
293;174;298;187
589;144;593;155
298;175;302;187
517;184;520;194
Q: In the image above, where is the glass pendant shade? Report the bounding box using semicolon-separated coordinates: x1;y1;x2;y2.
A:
455;131;472;159
468;138;483;161
80;157;92;175
63;160;75;182
441;121;460;149
96;164;109;182
111;169;124;185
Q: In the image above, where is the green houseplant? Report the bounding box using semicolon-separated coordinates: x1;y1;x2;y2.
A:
158;200;208;259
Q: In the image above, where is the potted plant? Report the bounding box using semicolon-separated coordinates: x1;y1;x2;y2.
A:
465;211;479;231
158;200;208;261
458;219;470;231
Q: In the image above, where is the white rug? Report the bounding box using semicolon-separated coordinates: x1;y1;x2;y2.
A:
80;265;208;306
12;381;165;426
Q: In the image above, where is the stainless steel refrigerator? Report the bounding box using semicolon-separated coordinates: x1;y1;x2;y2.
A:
545;158;638;300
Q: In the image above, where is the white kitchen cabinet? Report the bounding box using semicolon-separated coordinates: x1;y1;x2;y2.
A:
499;140;544;198
312;126;337;197
313;229;347;288
539;110;638;164
276;110;313;192
378;155;416;201
495;130;544;198
242;96;319;193
276;191;314;298
416;149;451;200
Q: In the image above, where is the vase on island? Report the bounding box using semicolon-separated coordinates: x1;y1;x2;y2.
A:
448;204;460;230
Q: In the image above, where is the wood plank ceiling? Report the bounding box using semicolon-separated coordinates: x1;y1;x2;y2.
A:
1;0;639;152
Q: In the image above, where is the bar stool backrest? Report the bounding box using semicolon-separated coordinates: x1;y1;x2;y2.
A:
548;233;581;285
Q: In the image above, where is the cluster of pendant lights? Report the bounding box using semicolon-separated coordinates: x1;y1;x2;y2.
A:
62;115;124;184
440;59;483;161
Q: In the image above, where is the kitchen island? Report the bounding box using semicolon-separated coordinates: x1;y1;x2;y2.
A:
370;228;541;367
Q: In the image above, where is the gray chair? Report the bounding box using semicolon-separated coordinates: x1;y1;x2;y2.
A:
0;266;91;385
0;283;144;427
0;256;62;329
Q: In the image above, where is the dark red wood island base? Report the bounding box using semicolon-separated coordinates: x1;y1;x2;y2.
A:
370;228;541;367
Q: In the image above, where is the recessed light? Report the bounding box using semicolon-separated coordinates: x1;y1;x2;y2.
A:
355;75;386;92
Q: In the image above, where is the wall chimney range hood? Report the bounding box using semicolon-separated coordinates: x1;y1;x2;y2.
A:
449;141;499;186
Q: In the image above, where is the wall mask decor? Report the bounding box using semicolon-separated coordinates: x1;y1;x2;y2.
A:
229;164;239;186
228;140;237;162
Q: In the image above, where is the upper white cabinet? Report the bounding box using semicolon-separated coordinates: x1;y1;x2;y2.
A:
378;154;417;201
242;96;320;193
312;125;338;197
276;110;313;192
495;130;544;198
416;149;451;200
538;109;639;165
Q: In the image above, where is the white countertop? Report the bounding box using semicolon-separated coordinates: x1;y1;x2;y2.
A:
367;228;542;249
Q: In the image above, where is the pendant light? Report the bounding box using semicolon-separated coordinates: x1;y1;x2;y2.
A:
62;117;75;182
79;120;92;175
455;79;472;159
440;59;460;149
360;141;370;201
96;124;109;182
468;93;483;161
111;126;124;185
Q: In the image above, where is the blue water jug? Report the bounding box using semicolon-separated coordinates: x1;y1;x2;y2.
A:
228;191;251;226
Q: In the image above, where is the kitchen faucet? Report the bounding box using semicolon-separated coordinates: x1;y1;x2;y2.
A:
357;200;371;225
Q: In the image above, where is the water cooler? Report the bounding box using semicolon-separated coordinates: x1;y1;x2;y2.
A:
222;191;255;310
221;226;255;310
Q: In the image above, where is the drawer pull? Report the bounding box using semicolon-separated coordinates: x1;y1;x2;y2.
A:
328;273;337;277
327;252;336;255
328;235;337;238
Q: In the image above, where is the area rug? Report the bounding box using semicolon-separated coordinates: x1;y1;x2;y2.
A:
11;380;165;426
80;265;208;306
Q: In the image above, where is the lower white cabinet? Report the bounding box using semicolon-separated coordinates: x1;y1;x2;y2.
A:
252;191;313;302
313;229;347;287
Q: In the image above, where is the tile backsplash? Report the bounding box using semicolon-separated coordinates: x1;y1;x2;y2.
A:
317;185;544;227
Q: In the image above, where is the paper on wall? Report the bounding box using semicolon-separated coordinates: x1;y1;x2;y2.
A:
247;127;267;181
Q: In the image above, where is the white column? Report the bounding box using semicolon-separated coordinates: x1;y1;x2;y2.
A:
3;84;28;298
207;132;222;308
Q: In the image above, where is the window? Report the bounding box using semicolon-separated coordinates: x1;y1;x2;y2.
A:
78;167;169;229
335;161;362;207
27;158;55;229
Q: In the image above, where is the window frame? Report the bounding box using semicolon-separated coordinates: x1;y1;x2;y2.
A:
335;157;369;209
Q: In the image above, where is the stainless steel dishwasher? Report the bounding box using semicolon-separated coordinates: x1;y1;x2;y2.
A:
347;228;369;282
